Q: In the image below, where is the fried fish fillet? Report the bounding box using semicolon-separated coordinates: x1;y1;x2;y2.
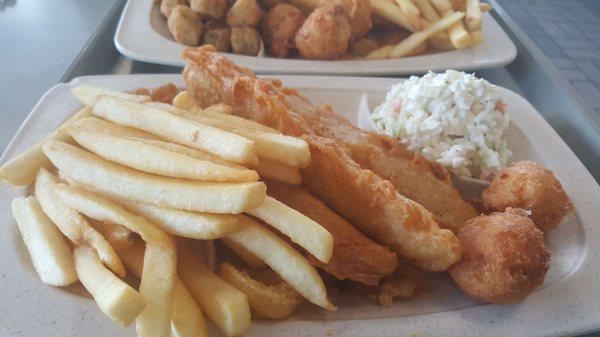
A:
266;180;398;285
182;46;461;271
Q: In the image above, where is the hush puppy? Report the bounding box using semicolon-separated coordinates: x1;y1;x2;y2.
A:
261;4;306;58
295;4;352;60
482;161;573;234
231;27;262;55
167;5;204;46
227;0;263;27
449;208;550;304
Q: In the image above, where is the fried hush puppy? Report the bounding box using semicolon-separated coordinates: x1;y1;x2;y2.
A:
449;208;550;304
167;5;205;46
261;4;306;58
482;161;573;234
231;26;262;55
227;0;263;27
295;4;352;60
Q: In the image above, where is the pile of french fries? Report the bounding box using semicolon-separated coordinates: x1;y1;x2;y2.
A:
366;0;490;59
2;85;338;337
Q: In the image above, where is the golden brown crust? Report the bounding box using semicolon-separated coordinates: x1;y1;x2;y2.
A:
261;4;306;58
449;208;550;304
482;161;573;234
295;5;352;60
266;180;398;285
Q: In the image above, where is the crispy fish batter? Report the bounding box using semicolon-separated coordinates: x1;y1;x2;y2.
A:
182;46;462;271
449;208;550;304
266;180;398;285
482;161;573;234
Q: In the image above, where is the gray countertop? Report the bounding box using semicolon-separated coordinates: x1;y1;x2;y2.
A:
0;0;120;150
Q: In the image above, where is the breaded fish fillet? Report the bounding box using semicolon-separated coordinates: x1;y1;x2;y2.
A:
266;180;398;285
182;46;461;271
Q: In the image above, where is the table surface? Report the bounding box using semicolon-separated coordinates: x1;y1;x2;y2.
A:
0;0;120;151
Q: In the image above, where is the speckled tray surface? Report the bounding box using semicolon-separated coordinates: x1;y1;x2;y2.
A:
115;0;517;75
1;74;599;337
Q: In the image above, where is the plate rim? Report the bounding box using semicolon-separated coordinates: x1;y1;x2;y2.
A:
1;74;599;337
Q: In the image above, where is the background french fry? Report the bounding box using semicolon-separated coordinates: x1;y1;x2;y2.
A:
390;11;465;57
0;107;91;186
222;238;268;270
12;196;78;286
74;246;146;327
466;0;481;31
394;0;424;30
428;0;470;48
414;0;455;50
369;0;414;32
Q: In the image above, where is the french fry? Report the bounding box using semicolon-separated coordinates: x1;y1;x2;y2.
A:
69;116;159;140
469;30;484;47
11;196;78;286
106;238;209;337
172;90;199;111
136;241;177;337
389;11;465;57
247;196;333;263
0;107;91;186
54;183;172;249
227;216;336;310
466;0;481;31
73;246;145;327
428;0;470;48
68;130;259;182
43;140;266;213
479;2;491;12
369;0;414;32
198;102;235;115
193;104;278;134
71;85;151;106
92;96;256;164
365;45;395;59
414;0;455;50
147;102;310;168
35;168;126;277
117;199;240;239
394;0;424;31
131;137;250;170
171;278;210;337
222;238;267;270
256;158;302;185
405;41;428;56
220;262;303;319
199;240;217;271
93;221;137;256
178;239;251;337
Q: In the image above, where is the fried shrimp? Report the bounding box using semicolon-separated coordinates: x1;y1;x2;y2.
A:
295;4;352;60
482;161;573;234
449;208;550;304
261;4;306;58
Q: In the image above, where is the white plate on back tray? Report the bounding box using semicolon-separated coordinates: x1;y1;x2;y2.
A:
1;74;599;337
115;0;517;75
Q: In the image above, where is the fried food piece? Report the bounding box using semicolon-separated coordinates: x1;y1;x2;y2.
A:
190;0;227;18
261;4;306;58
377;277;416;307
183;46;462;271
449;208;550;304
135;83;180;104
266;180;398;285
231;27;262;56
289;0;372;41
160;0;187;17
349;37;378;56
219;263;303;319
259;0;284;9
203;21;231;52
168;6;204;46
227;0;263;27
295;5;352;60
482;161;573;234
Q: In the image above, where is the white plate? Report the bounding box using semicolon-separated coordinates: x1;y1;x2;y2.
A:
1;74;598;337
115;0;517;75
